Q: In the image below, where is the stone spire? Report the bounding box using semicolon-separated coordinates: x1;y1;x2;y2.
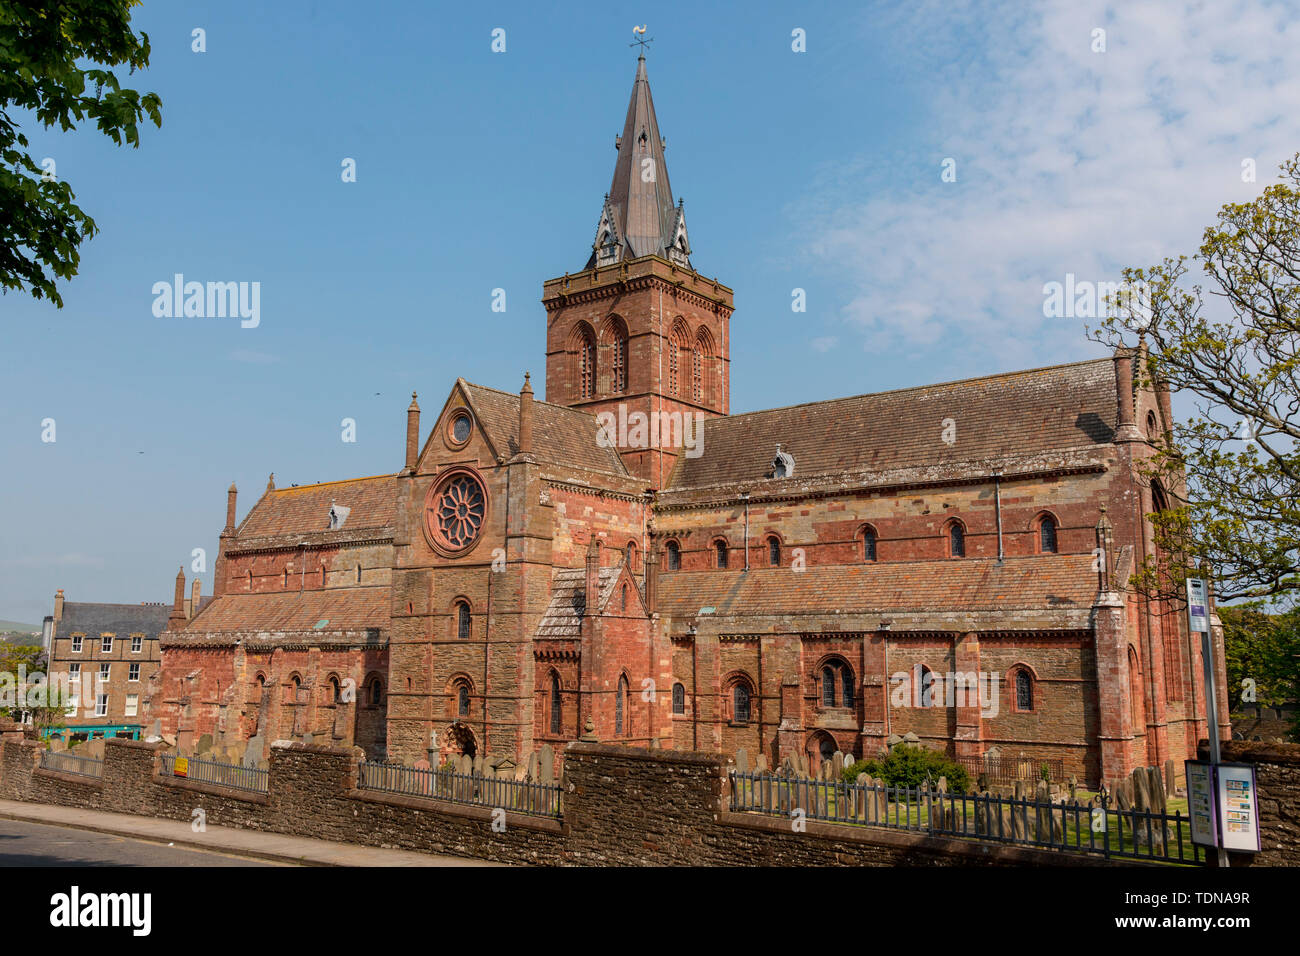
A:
586;53;690;269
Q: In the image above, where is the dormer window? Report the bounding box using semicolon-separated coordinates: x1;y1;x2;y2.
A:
771;445;794;479
327;503;350;530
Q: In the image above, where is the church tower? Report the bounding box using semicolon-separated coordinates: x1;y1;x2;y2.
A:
543;53;733;487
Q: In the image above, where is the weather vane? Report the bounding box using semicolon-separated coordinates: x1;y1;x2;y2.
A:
630;24;653;54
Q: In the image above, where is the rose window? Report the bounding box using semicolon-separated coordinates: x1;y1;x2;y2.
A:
428;472;486;551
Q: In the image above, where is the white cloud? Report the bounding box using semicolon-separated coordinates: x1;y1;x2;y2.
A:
800;0;1300;367
810;336;839;352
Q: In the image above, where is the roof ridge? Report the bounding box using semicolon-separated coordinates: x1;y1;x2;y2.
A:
461;380;604;420
270;473;398;494
718;356;1115;423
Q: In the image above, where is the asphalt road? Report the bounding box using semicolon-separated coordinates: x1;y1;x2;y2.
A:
0;819;281;867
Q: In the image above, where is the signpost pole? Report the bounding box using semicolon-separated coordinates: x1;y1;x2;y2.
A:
1188;576;1229;868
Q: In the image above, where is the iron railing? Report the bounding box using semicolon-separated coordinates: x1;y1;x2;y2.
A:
39;749;104;778
954;754;1067;788
159;753;269;794
357;761;562;820
729;771;1203;865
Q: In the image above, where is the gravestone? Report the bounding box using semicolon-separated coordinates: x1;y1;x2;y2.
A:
755;754;768;773
1131;767;1150;812
540;744;555;784
1068;774;1078;802
527;752;539;782
735;747;749;773
887;733;903;748
301;732;313;746
937;775;948;794
1164;759;1176;797
196;733;213;755
1147;767;1166;813
831;751;844;776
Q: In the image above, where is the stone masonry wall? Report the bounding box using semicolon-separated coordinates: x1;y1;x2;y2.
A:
0;738;1216;867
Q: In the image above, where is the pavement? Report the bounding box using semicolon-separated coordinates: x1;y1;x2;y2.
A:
0;800;500;867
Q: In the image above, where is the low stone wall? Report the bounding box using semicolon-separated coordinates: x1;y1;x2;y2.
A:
0;738;1141;866
1198;739;1300;867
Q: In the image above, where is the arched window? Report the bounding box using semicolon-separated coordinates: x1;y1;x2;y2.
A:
615;676;628;736
456;601;471;640
732;683;751;723
672;682;685;715
356;564;361;584
822;667;836;707
550;672;562;735
715;539;728;569
695;328;715;406
329;676;341;704
820;660;855;708
283;568;289;589
1014;668;1034;711
767;536;781;567
621;583;628;612
916;665;935;707
247;569;253;591
668;339;680;396
665;540;681;571
1038;515;1058;553
862;525;878;562
692;345;702;402
948;522;965;558
369;679;383;707
625;540;637;571
1146;410;1159;441
580;327;597;399
457;683;470;718
606;318;628;394
843;668;855;708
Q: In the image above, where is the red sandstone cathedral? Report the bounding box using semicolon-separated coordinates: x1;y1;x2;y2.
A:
149;55;1229;788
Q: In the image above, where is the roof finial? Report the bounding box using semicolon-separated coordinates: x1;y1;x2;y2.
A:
630;24;652;56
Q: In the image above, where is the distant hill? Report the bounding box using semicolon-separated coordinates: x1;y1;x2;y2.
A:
0;620;41;635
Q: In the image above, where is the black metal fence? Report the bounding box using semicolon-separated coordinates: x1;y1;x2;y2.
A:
39;749;104;778
357;761;562;819
159;753;269;794
954;754;1066;788
729;771;1203;865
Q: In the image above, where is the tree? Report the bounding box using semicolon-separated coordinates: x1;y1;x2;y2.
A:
1221;604;1299;742
1090;154;1300;603
0;0;162;306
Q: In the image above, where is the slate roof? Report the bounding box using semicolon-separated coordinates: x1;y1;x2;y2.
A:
655;555;1099;618
236;474;397;538
585;55;685;268
460;381;629;476
58;602;171;637
667;358;1118;489
181;587;390;634
535;567;624;638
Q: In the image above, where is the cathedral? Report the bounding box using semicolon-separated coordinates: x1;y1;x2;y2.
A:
150;54;1229;788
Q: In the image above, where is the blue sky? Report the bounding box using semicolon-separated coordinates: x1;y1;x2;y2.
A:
2;0;1298;625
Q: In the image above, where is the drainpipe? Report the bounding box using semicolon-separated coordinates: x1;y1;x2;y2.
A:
993;471;1004;563
741;492;750;571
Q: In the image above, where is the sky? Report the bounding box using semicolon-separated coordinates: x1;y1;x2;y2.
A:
2;0;1298;626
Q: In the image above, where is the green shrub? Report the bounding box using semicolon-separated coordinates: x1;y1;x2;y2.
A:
842;745;970;792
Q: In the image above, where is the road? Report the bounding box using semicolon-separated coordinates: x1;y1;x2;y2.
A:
0;818;282;867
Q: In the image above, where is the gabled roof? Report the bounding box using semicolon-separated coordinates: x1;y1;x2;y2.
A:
180;586;389;634
535;567;625;638
236;474;397;539
667;358;1118;489
656;555;1099;619
459;381;629;476
585;55;689;269
58;602;171;637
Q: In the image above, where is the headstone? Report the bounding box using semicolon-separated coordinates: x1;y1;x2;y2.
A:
196;733;213;755
831;751;844;776
1131;767;1150;812
755;754;768;773
1034;781;1052;842
1147;766;1166;812
539;745;555;786
301;732;313;746
413;758;430;771
902;731;919;746
936;775;948;794
527;751;540;782
735;747;749;773
887;733;902;748
1163;759;1176;798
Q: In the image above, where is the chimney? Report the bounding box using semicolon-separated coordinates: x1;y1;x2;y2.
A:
225;482;238;533
190;578;201;619
644;540;658;614
405;392;420;472
168;567;187;630
1113;348;1140;441
518;373;533;456
53;588;65;623
584;535;601;620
